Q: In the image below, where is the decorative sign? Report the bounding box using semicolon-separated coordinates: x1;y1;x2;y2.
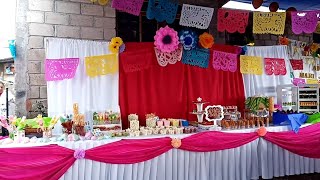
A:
154;45;182;67
217;9;249;33
291;11;319;34
85;54;118;77
292;78;306;86
179;4;214;29
306;79;318;84
299;73;315;79
146;0;178;24
240;55;263;75
253;12;286;35
212;51;238;72
205;105;224;121
45;58;79;81
264;58;287;75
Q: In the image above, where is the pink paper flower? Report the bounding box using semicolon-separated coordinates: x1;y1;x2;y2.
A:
154;26;179;53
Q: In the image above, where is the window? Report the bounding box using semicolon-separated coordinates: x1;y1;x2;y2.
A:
116;1;206;42
0;0;16;60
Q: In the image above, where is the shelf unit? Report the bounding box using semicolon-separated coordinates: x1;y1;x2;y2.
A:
297;84;319;114
276;85;298;112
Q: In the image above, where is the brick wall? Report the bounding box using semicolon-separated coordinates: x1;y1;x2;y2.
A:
15;0;116;117
254;23;313;46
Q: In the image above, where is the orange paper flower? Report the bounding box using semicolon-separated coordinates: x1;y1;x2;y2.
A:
279;36;289;45
310;43;319;53
257;127;267;137
199;32;214;49
171;138;181;148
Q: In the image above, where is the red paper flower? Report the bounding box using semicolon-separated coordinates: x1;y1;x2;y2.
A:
279;36;289;45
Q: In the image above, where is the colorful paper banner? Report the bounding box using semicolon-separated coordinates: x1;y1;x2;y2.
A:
179;4;214;29
290;59;303;70
111;0;144;16
182;48;210;68
212;51;238;72
240;55;263;75
217;9;249;34
146;0;178;24
253;12;286;35
291;11;318;34
85;54;118;77
154;45;182;67
45;58;79;81
264;58;287;75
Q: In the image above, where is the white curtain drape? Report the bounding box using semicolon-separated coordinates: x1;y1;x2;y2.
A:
243;45;292;100
45;38;119;135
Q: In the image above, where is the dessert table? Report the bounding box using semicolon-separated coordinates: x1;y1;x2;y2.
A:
1;124;319;180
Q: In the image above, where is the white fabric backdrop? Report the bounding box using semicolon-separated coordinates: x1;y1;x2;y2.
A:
45;38;119;135
243;45;292;101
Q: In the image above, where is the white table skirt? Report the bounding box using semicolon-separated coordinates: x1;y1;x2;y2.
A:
1;125;320;180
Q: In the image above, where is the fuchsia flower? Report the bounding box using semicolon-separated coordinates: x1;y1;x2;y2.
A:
154;26;179;53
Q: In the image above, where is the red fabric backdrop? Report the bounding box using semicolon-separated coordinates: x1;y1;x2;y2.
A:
119;43;245;128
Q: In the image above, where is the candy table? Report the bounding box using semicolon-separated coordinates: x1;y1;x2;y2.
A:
0;124;319;180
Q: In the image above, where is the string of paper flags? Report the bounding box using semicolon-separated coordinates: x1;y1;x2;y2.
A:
89;0;320;35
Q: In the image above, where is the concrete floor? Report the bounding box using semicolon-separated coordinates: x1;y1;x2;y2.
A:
261;173;320;180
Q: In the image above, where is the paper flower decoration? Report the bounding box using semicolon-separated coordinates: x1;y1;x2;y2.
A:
279;36;289;45
199;32;214;49
310;43;319;53
171;138;181;148
154;26;179;53
257;127;267;137
179;30;198;50
111;37;123;47
109;37;124;54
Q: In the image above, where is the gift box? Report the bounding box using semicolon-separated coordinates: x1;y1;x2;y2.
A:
129;120;139;131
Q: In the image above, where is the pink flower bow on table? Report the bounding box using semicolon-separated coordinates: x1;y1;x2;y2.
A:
171;138;182;148
74;149;86;159
257;127;267;137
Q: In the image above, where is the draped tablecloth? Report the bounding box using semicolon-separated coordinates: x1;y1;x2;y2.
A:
1;125;319;180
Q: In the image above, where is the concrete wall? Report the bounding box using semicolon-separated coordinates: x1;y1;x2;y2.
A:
15;0;116;117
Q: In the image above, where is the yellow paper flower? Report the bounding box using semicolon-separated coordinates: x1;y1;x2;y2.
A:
111;37;123;46
98;0;109;5
199;32;214;49
109;43;120;54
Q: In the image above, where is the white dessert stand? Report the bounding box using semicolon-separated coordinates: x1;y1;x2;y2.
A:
189;97;208;123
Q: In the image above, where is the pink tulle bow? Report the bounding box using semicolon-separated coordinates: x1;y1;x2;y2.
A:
74;149;86;159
